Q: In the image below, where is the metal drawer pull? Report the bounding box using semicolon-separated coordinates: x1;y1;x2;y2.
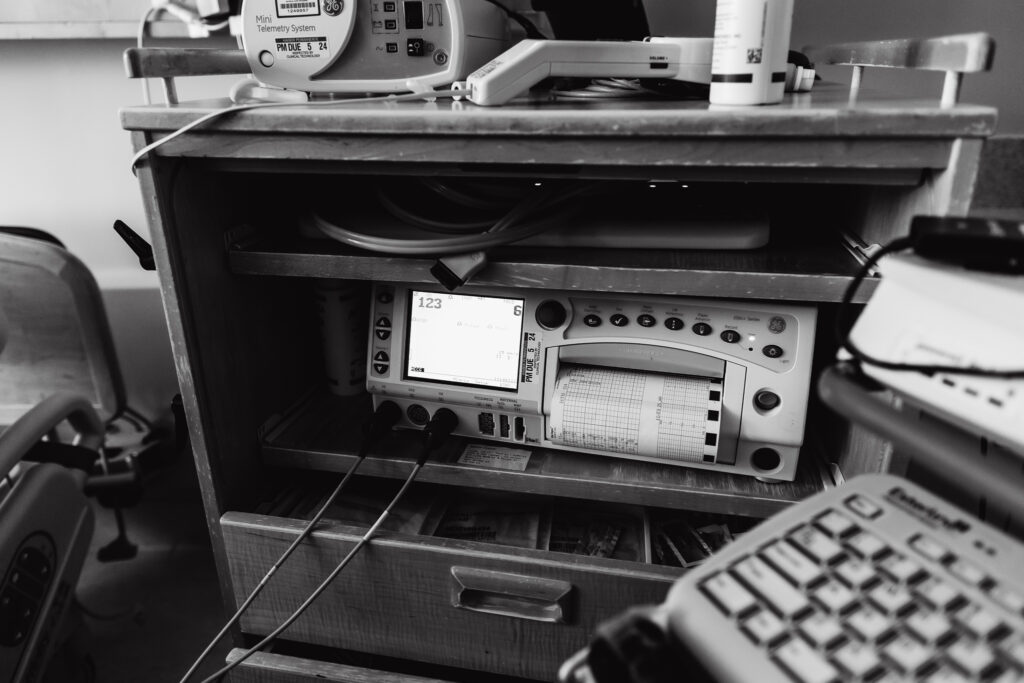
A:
450;566;574;624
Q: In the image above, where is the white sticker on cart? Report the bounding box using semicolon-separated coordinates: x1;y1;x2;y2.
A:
275;36;330;59
458;444;532;471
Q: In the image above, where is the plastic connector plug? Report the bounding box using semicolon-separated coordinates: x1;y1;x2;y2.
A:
430;251;488;291
421;408;459;456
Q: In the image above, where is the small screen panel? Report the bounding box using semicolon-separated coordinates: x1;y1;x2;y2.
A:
406;291;525;390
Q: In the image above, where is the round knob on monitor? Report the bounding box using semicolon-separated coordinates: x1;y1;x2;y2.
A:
535;300;568;329
754;390;781;411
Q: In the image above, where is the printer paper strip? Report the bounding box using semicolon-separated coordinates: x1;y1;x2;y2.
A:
548;365;721;464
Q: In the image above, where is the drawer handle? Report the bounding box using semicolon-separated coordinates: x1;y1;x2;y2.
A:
450;566;574;624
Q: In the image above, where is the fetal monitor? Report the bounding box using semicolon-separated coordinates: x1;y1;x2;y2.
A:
240;0;508;93
366;284;817;481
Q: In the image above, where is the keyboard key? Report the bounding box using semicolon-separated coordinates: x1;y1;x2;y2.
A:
774;637;840;683
868;582;914;615
905;609;953;643
831;640;882;678
947;639;996;676
910;534;952;564
879;553;926;584
847;607;892;642
836;558;879;590
743;609;787;646
762;541;824;587
799;613;845;649
1000;639;1024;668
948;559;988;588
916;578;966;612
846;495;883;520
990;668;1021;683
922;666;970;683
955;604;1007;641
732;557;812;620
815;510;858;538
846;530;890;561
988;585;1024;617
701;571;758;617
790;526;845;565
813;581;857;614
882;633;933;674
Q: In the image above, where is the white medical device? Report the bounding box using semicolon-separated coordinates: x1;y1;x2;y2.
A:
848;253;1024;454
461;37;713;106
240;0;508;93
366;284;817;481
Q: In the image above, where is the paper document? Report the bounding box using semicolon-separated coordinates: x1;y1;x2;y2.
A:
548;365;721;463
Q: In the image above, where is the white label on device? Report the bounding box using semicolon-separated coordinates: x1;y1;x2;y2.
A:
458;444;532;471
275;36;330;59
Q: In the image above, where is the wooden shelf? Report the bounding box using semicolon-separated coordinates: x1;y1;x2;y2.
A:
260;391;831;519
229;235;875;303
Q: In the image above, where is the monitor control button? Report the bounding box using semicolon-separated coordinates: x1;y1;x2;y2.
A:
692;322;713;336
373;351;390;362
373;363;389;374
375;329;391;340
535;300;567;329
763;345;784;358
610;313;629;327
637;314;656;327
583;314;602;327
720;329;741;344
664;317;684;331
754;390;781;411
376;317;391;328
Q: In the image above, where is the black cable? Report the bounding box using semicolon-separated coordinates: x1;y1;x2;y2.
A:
837;237;1024;378
479;0;547;39
197;408;460;683
178;401;402;683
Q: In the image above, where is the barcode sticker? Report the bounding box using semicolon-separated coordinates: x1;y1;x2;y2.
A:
276;0;319;18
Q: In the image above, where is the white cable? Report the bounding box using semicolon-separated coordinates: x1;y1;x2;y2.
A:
376;188;497;233
308;184;590;254
130;89;460;175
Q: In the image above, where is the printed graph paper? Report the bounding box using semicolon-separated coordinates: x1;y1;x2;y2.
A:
548;365;722;463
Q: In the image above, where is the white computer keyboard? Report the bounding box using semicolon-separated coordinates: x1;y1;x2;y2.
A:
664;474;1024;682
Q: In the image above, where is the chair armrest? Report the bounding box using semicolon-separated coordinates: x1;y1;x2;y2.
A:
803;32;995;107
0;393;104;479
123;47;251;104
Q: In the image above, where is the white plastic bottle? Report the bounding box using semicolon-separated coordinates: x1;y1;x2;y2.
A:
709;0;794;105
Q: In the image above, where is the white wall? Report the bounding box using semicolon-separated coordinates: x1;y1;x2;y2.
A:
0;39;238;422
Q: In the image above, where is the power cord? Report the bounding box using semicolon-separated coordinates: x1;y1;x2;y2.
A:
177;400;403;683
195;407;460;683
836;235;1024;378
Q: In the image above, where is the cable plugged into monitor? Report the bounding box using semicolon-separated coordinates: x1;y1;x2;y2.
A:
419;407;459;457
179;400;402;683
192;406;459;683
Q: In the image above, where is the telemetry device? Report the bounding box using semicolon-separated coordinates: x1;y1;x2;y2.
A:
241;0;508;93
461;37;713;106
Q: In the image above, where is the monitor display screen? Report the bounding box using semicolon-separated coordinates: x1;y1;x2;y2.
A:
405;291;525;390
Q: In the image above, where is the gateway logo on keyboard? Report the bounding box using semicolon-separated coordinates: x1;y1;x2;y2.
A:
886;486;971;534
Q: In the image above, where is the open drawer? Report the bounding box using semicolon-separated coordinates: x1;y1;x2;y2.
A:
219;482;739;681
